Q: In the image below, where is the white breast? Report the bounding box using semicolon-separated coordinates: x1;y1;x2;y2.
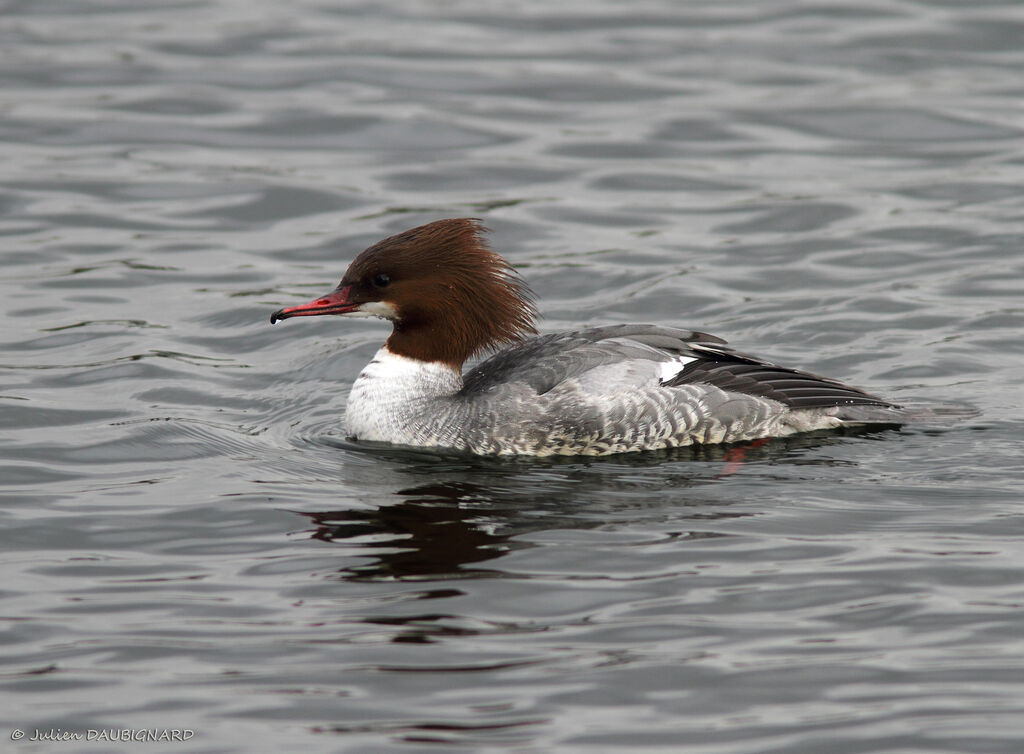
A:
345;347;462;444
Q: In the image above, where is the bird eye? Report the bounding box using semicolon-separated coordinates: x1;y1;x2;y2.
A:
372;273;390;288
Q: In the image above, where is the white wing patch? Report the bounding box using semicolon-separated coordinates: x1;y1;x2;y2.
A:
658;355;697;384
689;342;726;354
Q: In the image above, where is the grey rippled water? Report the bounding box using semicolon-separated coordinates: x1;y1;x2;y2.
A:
2;1;1023;752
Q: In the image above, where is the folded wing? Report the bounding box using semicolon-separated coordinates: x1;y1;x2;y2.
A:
461;324;892;410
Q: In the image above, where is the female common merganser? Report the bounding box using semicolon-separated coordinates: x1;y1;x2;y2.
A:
271;218;949;456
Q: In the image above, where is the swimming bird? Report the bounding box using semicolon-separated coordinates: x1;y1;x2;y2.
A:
270;218;956;456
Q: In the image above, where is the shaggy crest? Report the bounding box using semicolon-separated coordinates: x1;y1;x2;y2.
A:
340;218;538;367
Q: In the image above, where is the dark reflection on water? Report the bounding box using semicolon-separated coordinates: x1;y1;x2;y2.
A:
302;483;529;581
295;431;903;585
300;479;739;584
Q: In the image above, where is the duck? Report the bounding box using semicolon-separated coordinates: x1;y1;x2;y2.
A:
270;218;956;456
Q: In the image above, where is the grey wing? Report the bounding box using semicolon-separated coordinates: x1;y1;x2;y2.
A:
459;324;727;396
463;323;894;409
455;324;910;452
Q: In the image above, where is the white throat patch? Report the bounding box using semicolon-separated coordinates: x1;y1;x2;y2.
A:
340;300;398;321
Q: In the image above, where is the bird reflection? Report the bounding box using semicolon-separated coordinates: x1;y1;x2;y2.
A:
292;429;883;583
297;482;525;581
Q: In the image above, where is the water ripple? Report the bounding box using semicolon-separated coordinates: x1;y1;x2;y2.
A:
1;2;1022;753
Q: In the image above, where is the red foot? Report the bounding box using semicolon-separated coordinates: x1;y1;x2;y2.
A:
717;438;772;477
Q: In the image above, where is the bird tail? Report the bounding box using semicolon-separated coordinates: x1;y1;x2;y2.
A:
835;402;979;426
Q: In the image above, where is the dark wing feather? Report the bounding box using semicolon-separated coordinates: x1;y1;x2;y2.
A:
664;344;893;409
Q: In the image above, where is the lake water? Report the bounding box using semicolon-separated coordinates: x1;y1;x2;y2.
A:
2;1;1023;752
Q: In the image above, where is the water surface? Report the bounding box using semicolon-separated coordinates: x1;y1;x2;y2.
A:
2;1;1023;752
